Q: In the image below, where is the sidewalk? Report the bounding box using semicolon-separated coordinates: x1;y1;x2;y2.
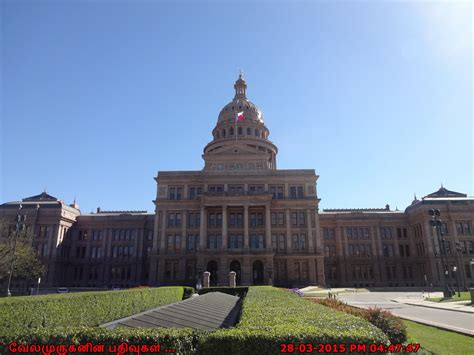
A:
392;297;474;314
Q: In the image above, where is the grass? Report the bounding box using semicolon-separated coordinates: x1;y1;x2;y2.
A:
426;291;471;303
403;320;474;355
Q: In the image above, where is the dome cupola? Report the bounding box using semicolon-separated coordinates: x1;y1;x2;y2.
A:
202;72;278;172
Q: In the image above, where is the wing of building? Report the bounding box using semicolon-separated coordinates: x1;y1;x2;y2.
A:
1;75;473;291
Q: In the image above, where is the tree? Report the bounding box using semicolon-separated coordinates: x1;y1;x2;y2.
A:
0;220;47;292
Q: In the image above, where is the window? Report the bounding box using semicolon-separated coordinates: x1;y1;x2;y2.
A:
165;261;178;280
229;212;243;226
187;234;199;252
92;230;103;241
382;244;394;257
255;129;259;137
324;245;336;257
238;127;242;135
380;227;393;239
323;228;335;240
348;244;371;258
90;246;102;259
294;261;309;281
399;244;410;257
414;224;423;238
250;234;265;249
169;187;183;200
271;234;286;252
271;212;285;227
111;245;134;259
222;128;226;137
145;246;152;257
166;235;181;254
228;185;244;193
397;228;408;239
291;211;306;227
229;234;243;249
207;234;222;249
346;227;370;240
250;212;264;227
386;265;397;280
167;213;182;228
188;186;203;199
456;221;472;235
188;212;201;228
229;127;234;136
208;185;224;193
292;234;307;251
146;230;154;241
269;185;284;199
77;229;87;241
248;184;264;193
289;186;304;199
208;212;222;227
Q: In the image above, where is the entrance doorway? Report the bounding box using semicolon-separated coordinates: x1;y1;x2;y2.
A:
207;260;219;286
252;260;264;285
229;260;242;286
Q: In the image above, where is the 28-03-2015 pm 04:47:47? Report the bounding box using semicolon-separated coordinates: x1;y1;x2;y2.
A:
279;343;421;353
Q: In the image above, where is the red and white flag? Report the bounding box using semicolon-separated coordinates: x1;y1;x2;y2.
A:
236;111;244;121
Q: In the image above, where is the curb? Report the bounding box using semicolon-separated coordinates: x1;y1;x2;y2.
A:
395;314;474;337
391;299;474;315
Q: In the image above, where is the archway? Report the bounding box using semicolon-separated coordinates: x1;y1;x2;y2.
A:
252;260;264;285
207;260;219;286
229;260;242;286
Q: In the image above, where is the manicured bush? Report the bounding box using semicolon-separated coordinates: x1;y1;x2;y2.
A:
364;308;407;344
198;286;248;298
309;297;407;344
199;287;388;354
182;286;195;299
0;327;197;355
0;286;184;334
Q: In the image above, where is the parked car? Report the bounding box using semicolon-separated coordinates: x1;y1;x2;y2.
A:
56;287;69;293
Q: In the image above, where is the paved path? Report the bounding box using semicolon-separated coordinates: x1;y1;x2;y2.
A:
337;291;474;336
100;292;241;330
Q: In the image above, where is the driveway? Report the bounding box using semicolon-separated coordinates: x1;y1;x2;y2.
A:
337;291;474;336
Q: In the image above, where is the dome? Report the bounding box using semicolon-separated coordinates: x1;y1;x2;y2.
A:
217;73;264;124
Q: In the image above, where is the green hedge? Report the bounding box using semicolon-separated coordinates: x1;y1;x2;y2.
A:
182;286;195;299
0;287;389;354
198;286;248;298
200;287;389;354
0;286;184;333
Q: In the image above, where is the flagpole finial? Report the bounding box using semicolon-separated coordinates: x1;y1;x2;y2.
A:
238;67;243;79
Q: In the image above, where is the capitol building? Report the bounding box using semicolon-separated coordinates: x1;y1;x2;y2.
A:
1;74;473;290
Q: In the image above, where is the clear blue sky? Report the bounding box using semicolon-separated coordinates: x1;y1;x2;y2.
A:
1;0;472;213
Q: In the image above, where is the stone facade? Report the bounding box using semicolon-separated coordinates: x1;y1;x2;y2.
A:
1;75;473;290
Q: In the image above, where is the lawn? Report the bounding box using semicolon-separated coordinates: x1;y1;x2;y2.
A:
403;320;474;355
426;291;471;303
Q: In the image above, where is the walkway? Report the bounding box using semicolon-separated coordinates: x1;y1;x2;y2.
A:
100;292;241;331
337;291;474;336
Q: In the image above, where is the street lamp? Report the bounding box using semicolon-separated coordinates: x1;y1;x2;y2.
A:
429;209;452;298
452;266;460;297
6;205;27;297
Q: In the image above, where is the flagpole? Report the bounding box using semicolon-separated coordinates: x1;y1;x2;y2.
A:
235;114;237;142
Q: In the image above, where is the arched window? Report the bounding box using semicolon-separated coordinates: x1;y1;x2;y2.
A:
216;131;220;139
255;129;259;137
247;127;251;135
238;127;242;135
222;129;226;137
261;131;265;139
230;127;234;136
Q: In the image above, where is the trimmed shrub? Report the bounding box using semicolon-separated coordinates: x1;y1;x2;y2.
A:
364;308;407;344
182;286;195;299
0;286;184;333
0;327;197;355
309;298;407;344
198;286;248;298
199;287;388;354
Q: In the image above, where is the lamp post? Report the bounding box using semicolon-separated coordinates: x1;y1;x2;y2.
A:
6;205;27;297
429;209;451;298
452;266;460;297
455;242;466;291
